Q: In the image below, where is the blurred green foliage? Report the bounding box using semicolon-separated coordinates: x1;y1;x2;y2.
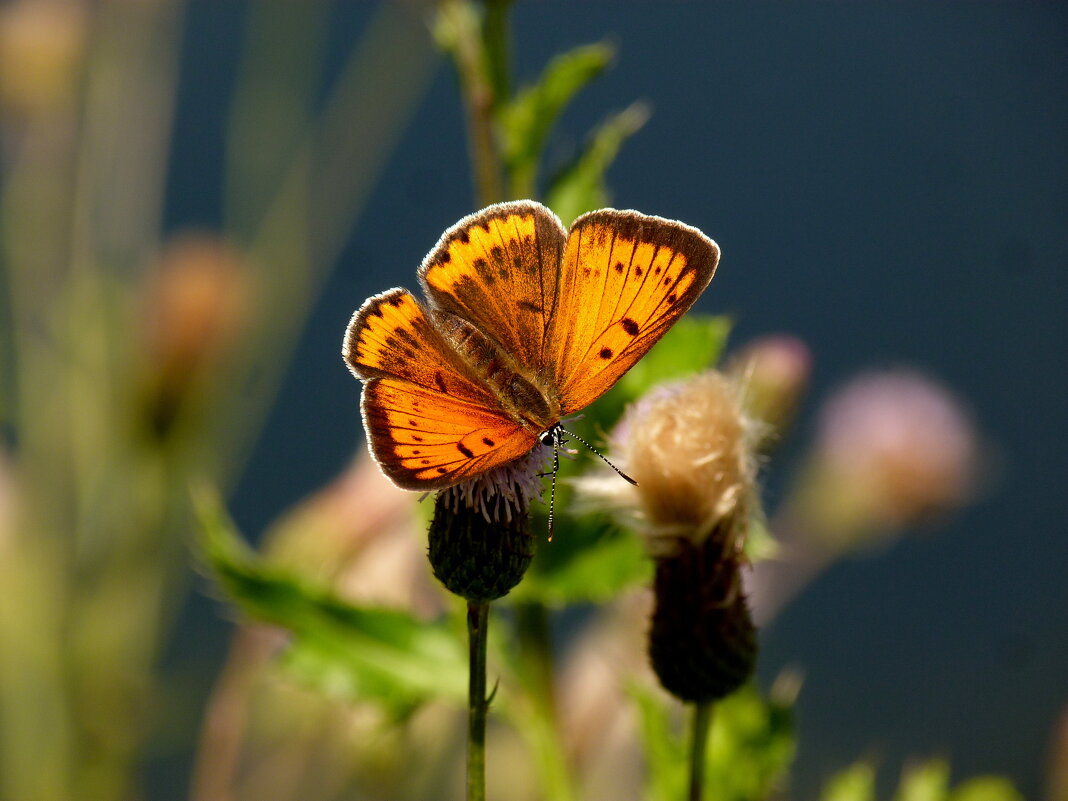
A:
498;42;617;200
821;759;1025;801
195;487;467;711
634;683;796;801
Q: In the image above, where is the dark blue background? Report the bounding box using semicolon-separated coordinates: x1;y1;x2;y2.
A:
167;3;1068;798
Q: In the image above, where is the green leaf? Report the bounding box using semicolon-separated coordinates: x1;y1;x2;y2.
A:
545;101;650;227
193;485;466;708
822;763;877;801
705;685;797;801
633;683;796;801
498;42;616;198
510;525;649;605
587;313;732;430
895;760;950;801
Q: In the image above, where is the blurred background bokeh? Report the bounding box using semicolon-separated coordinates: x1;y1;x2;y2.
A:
1;2;1065;800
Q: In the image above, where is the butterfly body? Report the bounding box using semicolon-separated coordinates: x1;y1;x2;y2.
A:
344;201;719;492
432;308;561;433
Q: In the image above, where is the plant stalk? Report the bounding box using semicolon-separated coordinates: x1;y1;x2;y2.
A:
467;601;491;801
688;701;713;801
439;0;504;206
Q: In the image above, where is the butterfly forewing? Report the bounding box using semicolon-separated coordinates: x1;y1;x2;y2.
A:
547;210;720;413
419;201;567;374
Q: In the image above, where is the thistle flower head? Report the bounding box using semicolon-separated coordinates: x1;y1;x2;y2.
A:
143;233;250;378
138;233;251;435
0;0;86;115
808;369;979;536
438;442;552;526
577;370;762;702
426;448;548;603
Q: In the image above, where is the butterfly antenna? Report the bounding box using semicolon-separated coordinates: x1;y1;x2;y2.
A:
547;431;561;542
558;427;638;485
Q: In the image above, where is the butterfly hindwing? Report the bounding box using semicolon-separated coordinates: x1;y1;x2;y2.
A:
547;210;720;413
361;378;539;489
419;201;567;374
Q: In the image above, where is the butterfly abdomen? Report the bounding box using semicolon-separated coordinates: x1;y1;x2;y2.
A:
434;309;559;430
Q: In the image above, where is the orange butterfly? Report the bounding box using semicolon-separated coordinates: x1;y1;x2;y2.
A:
343;200;719;492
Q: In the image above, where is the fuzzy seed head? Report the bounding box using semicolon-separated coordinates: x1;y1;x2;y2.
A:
622;371;760;554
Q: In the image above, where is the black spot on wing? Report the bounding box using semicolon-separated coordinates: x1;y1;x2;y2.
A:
518;300;544;314
622;318;639;336
599;347;613;359
457;442;475;459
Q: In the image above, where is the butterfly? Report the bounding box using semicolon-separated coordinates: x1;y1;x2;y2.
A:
343;200;719;494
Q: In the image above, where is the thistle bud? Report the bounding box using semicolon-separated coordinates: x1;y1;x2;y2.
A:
0;0;86;117
648;527;757;702
725;335;812;451
585;371;761;702
139;233;250;435
797;369;979;548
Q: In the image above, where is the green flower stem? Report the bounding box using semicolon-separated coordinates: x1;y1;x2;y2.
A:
467;601;491;801
481;0;512;108
688;701;713;801
438;0;503;206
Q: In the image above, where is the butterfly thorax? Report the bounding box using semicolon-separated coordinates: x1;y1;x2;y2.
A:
433;310;560;433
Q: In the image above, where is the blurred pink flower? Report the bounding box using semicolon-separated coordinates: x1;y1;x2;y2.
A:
264;452;442;618
725;334;812;449
747;369;981;624
814;369;978;532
